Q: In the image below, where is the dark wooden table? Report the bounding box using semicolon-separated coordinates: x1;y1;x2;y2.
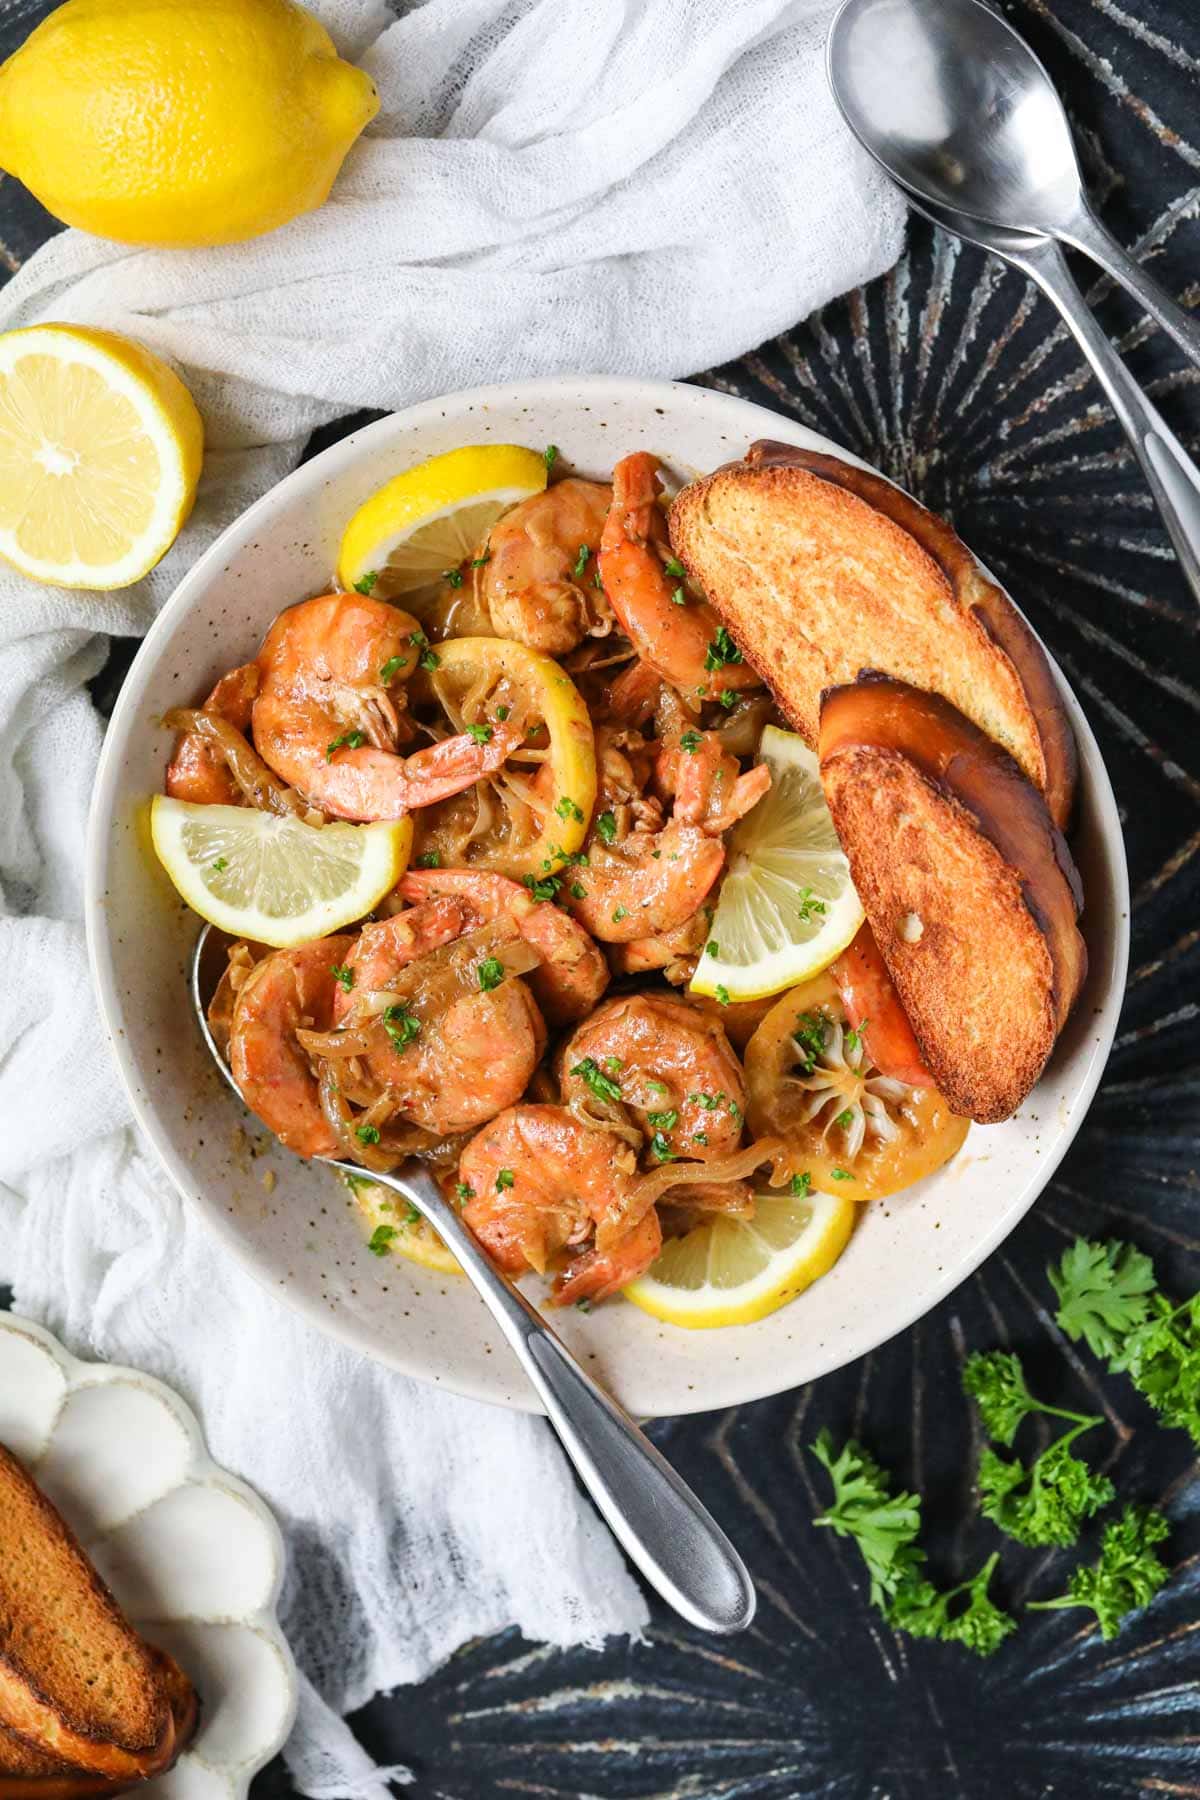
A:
3;1;1197;1794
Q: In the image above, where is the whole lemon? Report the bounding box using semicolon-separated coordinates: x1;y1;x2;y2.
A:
0;0;379;247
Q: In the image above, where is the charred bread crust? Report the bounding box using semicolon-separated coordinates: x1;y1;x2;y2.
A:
745;441;1077;827
819;676;1087;1122
0;1655;196;1799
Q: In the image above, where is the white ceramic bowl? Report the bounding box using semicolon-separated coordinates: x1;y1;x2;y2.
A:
85;376;1128;1418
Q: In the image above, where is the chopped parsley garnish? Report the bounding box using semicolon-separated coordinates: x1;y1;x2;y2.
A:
650;1131;677;1163
407;628;440;671
416;850;441;868
570;881;587;900
466;721;493;745
442;567;463;588
798;886;827;923
572;544;592;578
679;729;703;754
477;956;505;992
326;728;366;760
367;1224;396;1255
331;963;355;991
715;985;730;1006
382;1003;421;1052
496;703;510;720
693;1132;709;1147
835;1108;855;1130
670;586;687;607
522;871;561;902
354;570;378;595
495;1168;515;1190
543;444;558;469
604;1057;622;1073
717;689;737;709
595;810;617;845
793;1011;830;1071
576;1297;593;1313
379;653;406;684
831;1168;853;1181
612;905;628;923
471;549;491;568
706;940;719;957
790;1171;813;1198
646;1109;678;1131
645;1077;666;1095
356;1123;381;1146
688;1091;722;1110
571;1058;623;1103
454;1181;474;1204
211;857;228;872
555;795;585;822
663;556;686;578
704;625;743;671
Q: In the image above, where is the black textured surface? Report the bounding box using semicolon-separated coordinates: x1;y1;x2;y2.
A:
2;0;1198;1794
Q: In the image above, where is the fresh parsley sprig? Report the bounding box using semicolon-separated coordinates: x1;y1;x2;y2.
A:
963;1351;1113;1547
1027;1505;1171;1640
810;1431;1015;1655
1050;1238;1200;1445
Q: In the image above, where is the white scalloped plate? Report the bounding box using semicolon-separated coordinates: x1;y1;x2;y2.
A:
0;1315;297;1800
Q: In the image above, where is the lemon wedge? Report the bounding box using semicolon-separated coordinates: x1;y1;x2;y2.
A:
345;1174;460;1277
0;324;203;589
690;725;863;1003
150;797;410;949
622;1188;855;1329
337;444;549;602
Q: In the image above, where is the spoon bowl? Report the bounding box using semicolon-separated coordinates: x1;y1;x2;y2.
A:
828;0;1084;234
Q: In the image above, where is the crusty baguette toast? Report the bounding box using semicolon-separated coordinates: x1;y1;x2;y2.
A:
819;676;1087;1123
0;1653;195;1800
0;1447;194;1785
669;441;1077;828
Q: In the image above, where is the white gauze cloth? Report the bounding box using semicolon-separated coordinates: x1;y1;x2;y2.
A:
0;1;904;1793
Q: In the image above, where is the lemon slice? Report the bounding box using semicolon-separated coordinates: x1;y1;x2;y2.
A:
622;1188;855;1329
690;725;863;1003
0;324;203;589
150;797;410;948
345;1174;460;1276
337;444;549;601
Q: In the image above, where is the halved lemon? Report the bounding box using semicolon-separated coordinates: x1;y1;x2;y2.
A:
337;444;549;601
690;725;863;1003
345;1174;460;1276
150;797;410;948
622;1188;855;1329
0;324;203;588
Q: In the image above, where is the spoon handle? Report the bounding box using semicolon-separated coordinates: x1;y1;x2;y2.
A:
1021;235;1200;607
1064;205;1200;374
336;1159;756;1635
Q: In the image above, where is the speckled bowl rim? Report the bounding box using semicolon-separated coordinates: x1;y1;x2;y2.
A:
84;374;1129;1417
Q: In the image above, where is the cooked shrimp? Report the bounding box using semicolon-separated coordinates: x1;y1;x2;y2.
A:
477;479;613;655
608;906;711;981
598;453;761;702
458;1105;661;1304
166;662;260;806
564;724;765;943
228;936;354;1158
330;906;547;1136
560;993;747;1163
252;593;522;819
831;922;934;1088
399;867;608;1025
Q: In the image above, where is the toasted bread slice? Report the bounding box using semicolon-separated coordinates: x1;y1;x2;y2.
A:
669;441;1076;828
819;676;1087;1123
0;1654;195;1799
0;1447;188;1784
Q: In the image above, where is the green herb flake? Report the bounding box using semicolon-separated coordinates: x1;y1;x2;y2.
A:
454;1182;474;1204
570;881;587;900
798;885;827;924
571;1057;623;1104
595;810;617;845
379;653;406;683
555;795;585;823
522;871;561;902
831;1168;853;1181
790;1171;813;1198
680;729;703;754
382;1003;421;1052
466;721;493;745
211;857;228;873
496;703;510;721
650;1131;677;1163
612;905;628;923
326;728;366;761
543;444;558;469
495;1168;515;1190
704;624;743;672
331;962;355;992
671;585;687;607
646;1109;678;1132
572;544;592;578
715;985;730;1006
356;1123;381;1146
834;1108;855;1130
416;850;441;868
477;956;505;993
367;1224;396;1256
471;549;491;568
353;570;378;595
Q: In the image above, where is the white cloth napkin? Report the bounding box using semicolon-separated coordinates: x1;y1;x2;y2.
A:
0;1;904;1792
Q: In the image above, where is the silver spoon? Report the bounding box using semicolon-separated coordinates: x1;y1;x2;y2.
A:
827;0;1200;369
828;0;1200;604
190;923;756;1635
